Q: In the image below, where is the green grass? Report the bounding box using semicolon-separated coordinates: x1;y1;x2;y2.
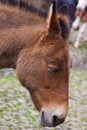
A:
0;70;87;130
62;70;87;130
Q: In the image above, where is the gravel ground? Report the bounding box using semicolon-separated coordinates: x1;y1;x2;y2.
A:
0;69;87;130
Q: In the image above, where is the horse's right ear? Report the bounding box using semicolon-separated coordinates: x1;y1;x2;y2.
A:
57;5;70;39
58;4;68;15
58;4;69;26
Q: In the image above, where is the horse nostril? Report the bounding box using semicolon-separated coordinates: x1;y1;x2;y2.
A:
41;110;45;121
40;109;66;127
52;115;65;126
52;115;59;126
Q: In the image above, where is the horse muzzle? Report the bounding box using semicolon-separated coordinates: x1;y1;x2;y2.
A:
39;106;67;127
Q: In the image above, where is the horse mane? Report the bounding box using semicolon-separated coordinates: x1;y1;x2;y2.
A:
19;1;47;18
0;0;48;18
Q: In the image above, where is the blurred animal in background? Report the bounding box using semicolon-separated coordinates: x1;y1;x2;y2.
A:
72;0;87;48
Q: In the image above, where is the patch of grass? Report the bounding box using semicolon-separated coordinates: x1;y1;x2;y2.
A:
0;70;87;130
61;70;87;129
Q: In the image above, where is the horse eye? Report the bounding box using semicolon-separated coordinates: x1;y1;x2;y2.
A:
48;67;58;74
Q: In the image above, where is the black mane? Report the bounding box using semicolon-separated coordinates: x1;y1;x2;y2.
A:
19;1;47;18
0;0;48;18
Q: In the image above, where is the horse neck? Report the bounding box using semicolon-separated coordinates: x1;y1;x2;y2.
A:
0;3;46;69
0;4;45;30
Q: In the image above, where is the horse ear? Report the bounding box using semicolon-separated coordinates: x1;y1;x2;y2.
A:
57;5;70;39
46;0;61;34
58;4;68;15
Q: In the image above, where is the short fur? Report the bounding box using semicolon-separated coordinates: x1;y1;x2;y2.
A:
0;1;70;127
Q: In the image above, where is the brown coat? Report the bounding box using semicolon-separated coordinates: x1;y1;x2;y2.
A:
0;1;70;127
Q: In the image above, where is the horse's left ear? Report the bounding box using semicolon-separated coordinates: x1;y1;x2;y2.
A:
57;5;70;39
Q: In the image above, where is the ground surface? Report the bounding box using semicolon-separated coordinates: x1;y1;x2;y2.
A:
0;69;87;130
0;26;87;130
